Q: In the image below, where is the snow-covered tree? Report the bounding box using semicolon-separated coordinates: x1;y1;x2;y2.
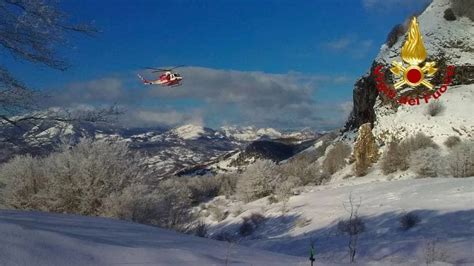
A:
237;159;279;202
410;147;444;177
381;142;404;174
448;141;474;177
1;139;145;215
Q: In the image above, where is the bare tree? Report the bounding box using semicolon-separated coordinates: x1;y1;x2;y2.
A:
338;193;365;263
0;0;118;138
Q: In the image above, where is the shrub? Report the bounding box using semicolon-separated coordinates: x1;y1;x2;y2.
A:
410;147;444;177
400;132;438;152
308;163;331;186
444;136;461;148
448;141;474;177
104;179;194;231
216;173;238;198
426;101;445;116
239;220;255;237
275;175;300;202
278;149;324;185
337;216;365;236
381;142;404;174
399;212;421;231
232;205;244;217
186;175;221;203
322;142;351;175
397;133;438;171
280;159;326;186
154;179;194;230
208;202;228;222
267;195;279;204
192;221;208;237
101;183;154;223
0;155;48;210
236;160;279;202
239;213;265;237
443;8;456;21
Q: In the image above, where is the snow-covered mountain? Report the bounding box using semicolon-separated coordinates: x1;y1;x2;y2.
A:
221;126;283;141
221;126;321;142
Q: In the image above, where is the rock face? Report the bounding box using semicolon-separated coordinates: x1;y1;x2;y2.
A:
344;62;379;131
353;123;379;176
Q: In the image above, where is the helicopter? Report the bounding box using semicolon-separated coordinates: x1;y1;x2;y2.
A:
138;65;184;87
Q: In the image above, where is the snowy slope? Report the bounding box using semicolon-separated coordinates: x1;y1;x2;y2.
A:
373;84;474;144
0;210;305;266
205;177;474;265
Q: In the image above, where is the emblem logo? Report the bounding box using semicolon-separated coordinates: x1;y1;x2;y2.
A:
390;18;437;90
372;17;455;106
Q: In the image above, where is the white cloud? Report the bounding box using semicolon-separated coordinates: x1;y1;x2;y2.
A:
123;108;204;127
48;77;142;105
324;37;352;51
322;36;373;59
47;67;353;130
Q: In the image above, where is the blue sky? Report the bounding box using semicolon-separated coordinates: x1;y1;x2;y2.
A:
4;0;432;130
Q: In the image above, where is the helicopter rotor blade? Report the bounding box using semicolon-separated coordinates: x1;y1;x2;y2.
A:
144;67;162;71
144;65;185;72
169;65;185;70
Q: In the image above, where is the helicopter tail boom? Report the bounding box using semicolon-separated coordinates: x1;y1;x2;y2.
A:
137;74;154;85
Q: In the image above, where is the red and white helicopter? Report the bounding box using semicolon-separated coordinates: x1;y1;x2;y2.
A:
137;65;184;87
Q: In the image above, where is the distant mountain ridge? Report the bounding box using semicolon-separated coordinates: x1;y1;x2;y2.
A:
0;119;322;177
